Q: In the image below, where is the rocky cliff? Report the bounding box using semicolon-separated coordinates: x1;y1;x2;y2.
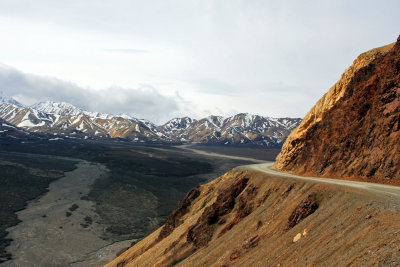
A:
274;37;400;182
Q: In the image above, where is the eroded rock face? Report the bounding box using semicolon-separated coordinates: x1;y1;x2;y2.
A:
275;37;400;181
187;176;249;248
287;194;318;229
219;184;258;237
158;187;201;241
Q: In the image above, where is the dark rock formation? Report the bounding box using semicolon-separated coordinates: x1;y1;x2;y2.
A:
187;176;249;248
219;184;258;236
158;187;201;240
287;194;319;229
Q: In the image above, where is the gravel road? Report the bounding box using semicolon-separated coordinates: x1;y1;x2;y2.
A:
245;162;400;199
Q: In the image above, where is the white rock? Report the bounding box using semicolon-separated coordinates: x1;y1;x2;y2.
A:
293;233;302;242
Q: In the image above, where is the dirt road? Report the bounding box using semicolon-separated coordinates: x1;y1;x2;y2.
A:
179;146;400;200
179;148;400;200
176;145;265;163
244;162;400;199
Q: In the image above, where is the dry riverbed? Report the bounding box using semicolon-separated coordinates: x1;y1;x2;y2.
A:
1;160;133;267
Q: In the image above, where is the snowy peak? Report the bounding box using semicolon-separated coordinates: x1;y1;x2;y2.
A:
161;117;195;131
0;92;24;107
206;115;224;128
30;101;142;122
31;101;83;116
273;117;301;130
226;113;261;128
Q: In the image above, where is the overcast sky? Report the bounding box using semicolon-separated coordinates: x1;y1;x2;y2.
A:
0;0;399;124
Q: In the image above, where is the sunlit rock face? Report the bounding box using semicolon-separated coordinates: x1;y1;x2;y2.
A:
275;37;400;182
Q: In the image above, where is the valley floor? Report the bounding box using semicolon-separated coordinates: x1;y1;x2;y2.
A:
0;142;273;266
1;159;118;267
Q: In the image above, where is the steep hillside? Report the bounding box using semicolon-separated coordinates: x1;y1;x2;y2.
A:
106;169;400;266
275;37;400;182
0;99;300;147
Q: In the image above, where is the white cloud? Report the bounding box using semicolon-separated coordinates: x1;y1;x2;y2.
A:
0;64;180;123
104;49;148;54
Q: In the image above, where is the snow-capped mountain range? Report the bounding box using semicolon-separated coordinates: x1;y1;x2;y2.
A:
0;96;301;147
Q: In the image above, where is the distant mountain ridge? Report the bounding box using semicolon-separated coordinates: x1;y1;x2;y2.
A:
0;98;301;147
160;114;299;146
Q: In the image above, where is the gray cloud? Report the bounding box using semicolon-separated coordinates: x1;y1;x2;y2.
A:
0;64;178;124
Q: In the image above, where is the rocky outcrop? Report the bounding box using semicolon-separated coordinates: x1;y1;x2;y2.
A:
158;187;200;241
287;194;318;229
275;37;400;182
186;176;249;248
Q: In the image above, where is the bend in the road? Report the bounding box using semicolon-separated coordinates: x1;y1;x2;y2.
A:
243;162;400;199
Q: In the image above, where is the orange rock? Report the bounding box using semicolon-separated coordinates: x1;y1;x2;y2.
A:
275;36;400;182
